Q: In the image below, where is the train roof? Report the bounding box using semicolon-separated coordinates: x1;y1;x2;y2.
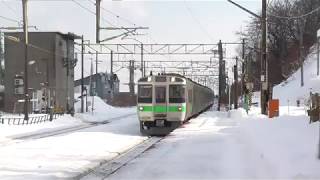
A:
138;73;213;92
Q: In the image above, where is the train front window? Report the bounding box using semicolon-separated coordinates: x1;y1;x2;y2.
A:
155;86;166;103
138;85;152;103
169;85;185;103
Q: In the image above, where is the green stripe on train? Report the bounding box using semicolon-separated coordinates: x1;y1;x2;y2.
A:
140;105;186;112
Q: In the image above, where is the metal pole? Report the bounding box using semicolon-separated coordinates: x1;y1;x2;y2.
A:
110;50;113;75
90;56;94;113
218;40;223;111
66;36;70;113
81;36;84;113
143;61;146;77
96;51;98;74
96;0;101;44
234;57;238;109
141;43;144;77
22;0;29;120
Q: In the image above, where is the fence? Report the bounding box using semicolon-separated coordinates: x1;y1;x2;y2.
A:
0;113;63;125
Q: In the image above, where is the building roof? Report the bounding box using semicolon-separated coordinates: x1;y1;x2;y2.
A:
4;31;81;40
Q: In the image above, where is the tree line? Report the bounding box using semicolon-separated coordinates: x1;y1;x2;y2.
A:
238;0;320;88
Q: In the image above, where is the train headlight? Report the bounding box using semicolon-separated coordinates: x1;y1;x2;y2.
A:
178;107;182;111
139;106;144;111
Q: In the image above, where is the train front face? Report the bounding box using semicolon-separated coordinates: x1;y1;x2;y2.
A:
137;75;186;135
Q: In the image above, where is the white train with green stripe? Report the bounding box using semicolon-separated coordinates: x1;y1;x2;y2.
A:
137;73;214;135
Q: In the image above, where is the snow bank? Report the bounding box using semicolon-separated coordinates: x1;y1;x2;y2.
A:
74;95;136;123
273;46;320;106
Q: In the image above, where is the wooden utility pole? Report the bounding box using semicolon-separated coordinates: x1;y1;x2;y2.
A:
299;17;305;87
260;0;268;115
22;0;29;120
0;31;3;85
317;29;320;76
96;0;101;44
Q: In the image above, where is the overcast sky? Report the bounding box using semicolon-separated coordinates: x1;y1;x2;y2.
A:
0;0;261;91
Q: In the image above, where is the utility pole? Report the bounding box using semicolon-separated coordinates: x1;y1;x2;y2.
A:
317;29;320;76
218;40;223;111
260;0;268;115
81;36;84;113
129;60;135;95
22;0;29;120
141;43;144;77
143;61;146;77
234;57;238;109
110;50;114;97
110;50;113;75
299;17;305;87
96;0;101;44
0;31;3;85
227;0;270;115
241;39;245;99
96;51;98;74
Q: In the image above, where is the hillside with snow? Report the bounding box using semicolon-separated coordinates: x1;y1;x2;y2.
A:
273;47;320;106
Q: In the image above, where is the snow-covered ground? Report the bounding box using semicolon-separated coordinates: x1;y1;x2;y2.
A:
274;47;320;106
108;107;320;179
0;96;141;179
0;114;146;180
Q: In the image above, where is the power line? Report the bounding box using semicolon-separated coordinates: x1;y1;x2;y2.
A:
183;0;215;42
268;5;320;20
87;0;137;27
0;0;21;19
0;15;20;24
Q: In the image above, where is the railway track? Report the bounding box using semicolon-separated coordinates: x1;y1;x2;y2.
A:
78;136;165;180
0;113;136;147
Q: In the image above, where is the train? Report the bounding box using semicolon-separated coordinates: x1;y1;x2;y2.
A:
137;73;214;135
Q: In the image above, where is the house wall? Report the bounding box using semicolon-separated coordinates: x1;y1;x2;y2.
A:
4;32;74;113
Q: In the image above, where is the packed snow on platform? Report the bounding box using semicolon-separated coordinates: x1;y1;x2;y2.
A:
108;107;320;179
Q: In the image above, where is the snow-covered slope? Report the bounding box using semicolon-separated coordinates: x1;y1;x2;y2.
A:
273;46;320;106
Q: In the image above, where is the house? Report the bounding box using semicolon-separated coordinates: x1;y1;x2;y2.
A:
4;32;77;113
74;73;119;102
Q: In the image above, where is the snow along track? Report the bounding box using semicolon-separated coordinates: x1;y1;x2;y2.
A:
0;113;136;147
78;136;164;180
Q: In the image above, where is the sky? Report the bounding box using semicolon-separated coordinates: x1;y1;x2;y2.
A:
0;0;261;91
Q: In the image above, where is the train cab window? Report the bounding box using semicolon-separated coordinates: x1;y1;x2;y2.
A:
138;85;152;103
155;86;166;103
169;85;185;103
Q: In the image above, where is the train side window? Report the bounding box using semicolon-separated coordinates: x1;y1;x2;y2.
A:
138;85;152;103
188;90;192;103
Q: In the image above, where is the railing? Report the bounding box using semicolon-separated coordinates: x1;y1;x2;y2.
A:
0;113;63;125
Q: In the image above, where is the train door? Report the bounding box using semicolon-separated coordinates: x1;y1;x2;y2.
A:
154;86;167;127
